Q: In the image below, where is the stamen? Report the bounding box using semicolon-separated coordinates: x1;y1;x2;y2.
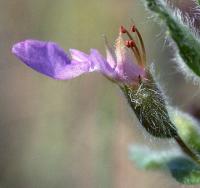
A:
125;40;141;65
131;25;136;32
128;40;136;48
120;25;146;67
131;25;146;64
129;40;143;66
120;26;127;34
125;40;131;48
121;28;142;65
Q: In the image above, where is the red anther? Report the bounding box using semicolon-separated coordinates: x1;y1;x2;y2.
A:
125;40;131;48
120;26;127;33
131;25;136;32
129;40;136;47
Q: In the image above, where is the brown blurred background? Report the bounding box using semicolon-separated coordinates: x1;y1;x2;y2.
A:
0;0;200;187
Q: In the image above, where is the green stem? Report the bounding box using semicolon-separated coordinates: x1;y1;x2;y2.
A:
174;135;200;165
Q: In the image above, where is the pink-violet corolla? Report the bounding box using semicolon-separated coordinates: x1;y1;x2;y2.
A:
12;26;146;87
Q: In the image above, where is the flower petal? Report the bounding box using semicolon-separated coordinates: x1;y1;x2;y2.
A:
69;49;90;63
115;33;127;66
70;49;98;72
89;49;116;77
12;40;91;80
117;61;145;83
103;36;116;69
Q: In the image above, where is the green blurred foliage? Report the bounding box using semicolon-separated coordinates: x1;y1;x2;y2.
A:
130;145;200;185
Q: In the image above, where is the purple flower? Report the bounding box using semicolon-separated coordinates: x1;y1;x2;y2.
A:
12;26;146;86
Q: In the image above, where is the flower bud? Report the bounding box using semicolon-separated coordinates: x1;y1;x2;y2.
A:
123;73;177;138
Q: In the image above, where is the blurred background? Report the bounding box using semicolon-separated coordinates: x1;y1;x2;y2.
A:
0;0;200;187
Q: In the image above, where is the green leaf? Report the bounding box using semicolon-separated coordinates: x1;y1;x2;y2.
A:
129;145;200;185
144;0;200;77
169;108;200;153
168;157;200;184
